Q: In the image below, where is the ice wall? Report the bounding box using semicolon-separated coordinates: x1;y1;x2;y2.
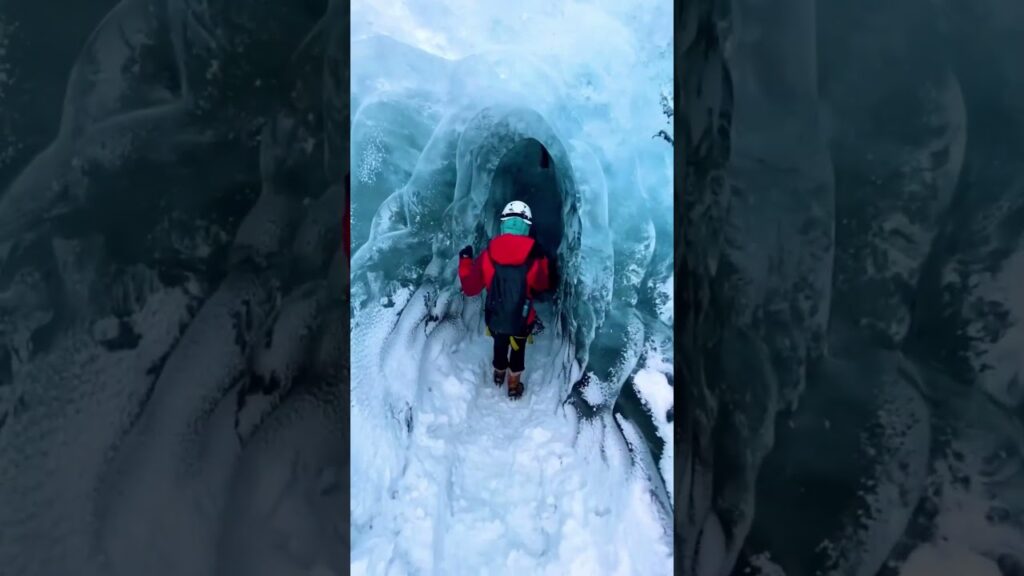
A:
350;1;674;408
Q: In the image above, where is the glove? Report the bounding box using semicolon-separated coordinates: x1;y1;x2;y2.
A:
459;245;473;259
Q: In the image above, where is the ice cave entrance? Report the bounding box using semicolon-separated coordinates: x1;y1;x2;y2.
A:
482;138;564;257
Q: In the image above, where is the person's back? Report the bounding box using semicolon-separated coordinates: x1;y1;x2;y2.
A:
458;201;552;399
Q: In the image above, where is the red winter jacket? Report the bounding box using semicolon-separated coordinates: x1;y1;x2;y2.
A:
458;234;551;327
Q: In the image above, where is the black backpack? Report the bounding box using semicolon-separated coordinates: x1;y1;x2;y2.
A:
484;242;541;336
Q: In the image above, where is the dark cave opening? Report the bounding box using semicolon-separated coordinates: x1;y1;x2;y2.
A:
483;138;565;258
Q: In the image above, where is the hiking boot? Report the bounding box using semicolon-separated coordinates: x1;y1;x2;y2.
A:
493;368;507;387
508;371;525;400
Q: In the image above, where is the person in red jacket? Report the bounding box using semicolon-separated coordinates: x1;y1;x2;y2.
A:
459;200;552;399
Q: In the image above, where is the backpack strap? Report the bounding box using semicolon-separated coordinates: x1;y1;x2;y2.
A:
521;241;540;333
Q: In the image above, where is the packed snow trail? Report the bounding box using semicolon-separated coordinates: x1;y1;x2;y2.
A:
351;294;672;575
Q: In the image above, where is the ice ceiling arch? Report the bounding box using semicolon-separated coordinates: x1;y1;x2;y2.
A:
484;137;565;257
349;13;674;410
351;77;619;386
431;105;586;363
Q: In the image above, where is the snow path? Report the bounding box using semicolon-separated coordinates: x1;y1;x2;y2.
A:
351;293;672;575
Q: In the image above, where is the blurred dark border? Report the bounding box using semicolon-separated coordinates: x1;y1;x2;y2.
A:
674;1;1024;575
0;0;351;573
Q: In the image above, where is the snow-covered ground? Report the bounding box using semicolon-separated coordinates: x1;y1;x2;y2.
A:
351;290;673;575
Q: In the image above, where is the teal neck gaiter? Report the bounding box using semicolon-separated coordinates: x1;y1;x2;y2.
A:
500;217;531;236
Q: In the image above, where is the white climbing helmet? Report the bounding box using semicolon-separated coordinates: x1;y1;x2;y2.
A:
501;200;533;223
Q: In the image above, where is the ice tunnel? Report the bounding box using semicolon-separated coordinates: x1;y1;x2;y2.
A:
430;105;587;358
352;95;605;382
482;138;564;260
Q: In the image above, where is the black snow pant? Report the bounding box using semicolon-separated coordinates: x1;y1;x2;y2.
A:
492;333;528;373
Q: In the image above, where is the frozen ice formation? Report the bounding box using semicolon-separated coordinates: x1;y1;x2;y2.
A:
350;1;674;573
350;30;674;410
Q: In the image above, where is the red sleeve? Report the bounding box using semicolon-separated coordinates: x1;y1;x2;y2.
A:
529;256;551;294
459;250;486;296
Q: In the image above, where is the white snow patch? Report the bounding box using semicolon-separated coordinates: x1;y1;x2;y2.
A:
351;296;673;574
582;373;607;406
633;368;674;504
